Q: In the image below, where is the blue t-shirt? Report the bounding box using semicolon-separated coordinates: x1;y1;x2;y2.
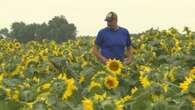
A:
95;26;131;61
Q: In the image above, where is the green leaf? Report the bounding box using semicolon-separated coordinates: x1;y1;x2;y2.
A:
101;100;115;110
19;88;37;102
189;82;195;97
33;101;47;110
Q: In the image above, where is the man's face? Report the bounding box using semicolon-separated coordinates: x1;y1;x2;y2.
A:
107;19;117;28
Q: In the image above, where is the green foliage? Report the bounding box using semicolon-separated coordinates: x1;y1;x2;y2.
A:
0;16;76;43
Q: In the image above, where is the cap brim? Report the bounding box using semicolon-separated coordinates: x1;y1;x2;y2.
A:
104;18;112;22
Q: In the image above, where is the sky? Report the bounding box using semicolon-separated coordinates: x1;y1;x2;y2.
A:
0;0;195;36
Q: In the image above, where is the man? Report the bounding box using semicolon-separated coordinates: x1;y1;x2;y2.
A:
93;11;133;65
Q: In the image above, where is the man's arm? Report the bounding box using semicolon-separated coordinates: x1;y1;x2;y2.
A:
92;44;108;64
123;46;133;65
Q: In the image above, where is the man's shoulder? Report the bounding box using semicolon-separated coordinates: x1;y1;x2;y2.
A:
97;27;109;34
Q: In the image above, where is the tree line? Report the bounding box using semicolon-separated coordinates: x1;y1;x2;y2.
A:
0;15;77;43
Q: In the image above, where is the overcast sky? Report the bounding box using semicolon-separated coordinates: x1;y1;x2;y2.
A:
0;0;195;36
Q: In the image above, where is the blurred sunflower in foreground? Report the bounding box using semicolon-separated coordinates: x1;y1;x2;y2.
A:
106;59;123;75
104;75;119;89
82;98;94;110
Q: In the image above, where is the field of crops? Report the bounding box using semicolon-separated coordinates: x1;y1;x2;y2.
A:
0;28;195;110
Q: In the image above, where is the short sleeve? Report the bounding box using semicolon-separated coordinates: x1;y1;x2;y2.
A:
126;30;131;47
95;30;103;47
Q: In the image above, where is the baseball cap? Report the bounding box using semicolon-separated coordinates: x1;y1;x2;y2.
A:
104;11;117;22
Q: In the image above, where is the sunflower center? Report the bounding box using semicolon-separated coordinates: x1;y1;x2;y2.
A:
109;62;119;71
107;79;114;87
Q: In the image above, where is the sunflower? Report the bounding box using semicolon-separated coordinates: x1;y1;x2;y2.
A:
139;65;151;73
179;76;193;92
151;94;164;102
26;102;33;109
81;60;88;68
93;92;107;101
12;90;19;101
162;83;168;93
41;83;51;91
0;74;4;83
104;75;119;89
14;42;21;49
88;81;101;92
130;86;138;95
192;99;195;105
121;95;132;103
62;78;76;100
121;69;129;77
79;75;85;84
82;98;94;110
106;59;123;75
189;67;195;79
5;88;11;97
11;65;25;76
139;76;151;88
53;49;63;56
115;100;124;110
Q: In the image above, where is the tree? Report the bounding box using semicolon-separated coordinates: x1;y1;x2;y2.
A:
0;28;9;38
2;15;77;43
10;22;26;42
47;15;76;42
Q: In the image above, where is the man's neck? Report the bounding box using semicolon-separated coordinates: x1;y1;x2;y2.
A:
108;25;119;31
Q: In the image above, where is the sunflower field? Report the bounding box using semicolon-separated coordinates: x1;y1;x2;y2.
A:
0;28;195;110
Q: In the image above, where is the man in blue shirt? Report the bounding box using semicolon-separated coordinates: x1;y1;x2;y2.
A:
93;11;133;65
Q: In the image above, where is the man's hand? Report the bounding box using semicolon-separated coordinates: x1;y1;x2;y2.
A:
92;44;108;65
123;46;133;66
102;57;108;65
123;58;131;66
